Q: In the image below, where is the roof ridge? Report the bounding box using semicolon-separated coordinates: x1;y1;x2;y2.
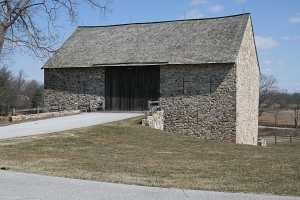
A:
77;13;251;29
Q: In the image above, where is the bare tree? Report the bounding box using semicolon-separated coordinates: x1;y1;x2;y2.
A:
0;66;14;114
24;79;43;107
0;0;109;57
290;104;300;128
271;103;281;127
259;74;278;116
0;66;44;114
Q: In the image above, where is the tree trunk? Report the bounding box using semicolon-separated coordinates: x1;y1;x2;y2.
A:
295;109;299;128
274;112;279;127
0;24;6;55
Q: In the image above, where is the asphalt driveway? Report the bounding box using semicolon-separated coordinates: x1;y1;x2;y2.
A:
0;171;299;200
0;112;142;140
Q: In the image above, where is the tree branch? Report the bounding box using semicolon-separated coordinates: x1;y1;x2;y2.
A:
1;0;110;58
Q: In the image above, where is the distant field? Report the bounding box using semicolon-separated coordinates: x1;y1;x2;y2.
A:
259;110;299;128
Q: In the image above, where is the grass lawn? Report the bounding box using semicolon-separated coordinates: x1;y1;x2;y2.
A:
0;116;299;196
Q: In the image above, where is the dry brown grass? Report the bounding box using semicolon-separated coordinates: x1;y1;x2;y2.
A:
259;110;299;128
0;116;299;196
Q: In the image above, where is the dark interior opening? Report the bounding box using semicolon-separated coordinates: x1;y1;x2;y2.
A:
105;66;160;111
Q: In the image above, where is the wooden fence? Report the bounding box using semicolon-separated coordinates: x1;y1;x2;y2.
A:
260;135;300;145
11;107;48;116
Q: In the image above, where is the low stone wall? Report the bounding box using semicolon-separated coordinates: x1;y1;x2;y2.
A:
9;110;81;122
44;89;104;112
143;111;164;130
0;116;8;121
0;116;9;126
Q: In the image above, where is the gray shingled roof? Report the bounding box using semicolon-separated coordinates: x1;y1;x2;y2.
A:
43;13;250;68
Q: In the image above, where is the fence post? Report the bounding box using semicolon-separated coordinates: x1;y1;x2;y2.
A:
12;108;16;116
275;134;277;145
290;135;292;144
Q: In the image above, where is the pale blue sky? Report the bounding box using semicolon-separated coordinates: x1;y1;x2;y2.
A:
6;0;300;92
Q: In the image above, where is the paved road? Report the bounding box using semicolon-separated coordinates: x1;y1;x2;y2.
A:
0;112;142;140
0;171;299;200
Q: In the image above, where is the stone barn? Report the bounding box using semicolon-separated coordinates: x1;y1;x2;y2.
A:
43;13;260;145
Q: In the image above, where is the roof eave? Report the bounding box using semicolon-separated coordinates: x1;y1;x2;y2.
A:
42;61;236;69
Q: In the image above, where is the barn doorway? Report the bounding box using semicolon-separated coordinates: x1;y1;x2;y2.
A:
105;66;160;111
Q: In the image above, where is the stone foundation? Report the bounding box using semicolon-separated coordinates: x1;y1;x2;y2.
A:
160;64;236;141
143;110;164;130
44;68;105;111
44;62;258;144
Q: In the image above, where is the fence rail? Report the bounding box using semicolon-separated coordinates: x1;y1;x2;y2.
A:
11;107;48;116
259;135;300;145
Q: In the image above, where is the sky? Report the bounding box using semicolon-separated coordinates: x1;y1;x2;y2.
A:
4;0;300;93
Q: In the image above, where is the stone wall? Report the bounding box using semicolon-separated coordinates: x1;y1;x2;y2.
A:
235;17;259;145
160;64;236;141
144;110;164;130
44;68;105;111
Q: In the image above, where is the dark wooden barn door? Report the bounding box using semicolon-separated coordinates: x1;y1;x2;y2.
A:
105;66;160;111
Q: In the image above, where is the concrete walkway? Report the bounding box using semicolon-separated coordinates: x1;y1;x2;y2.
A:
0;112;142;140
0;171;299;200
